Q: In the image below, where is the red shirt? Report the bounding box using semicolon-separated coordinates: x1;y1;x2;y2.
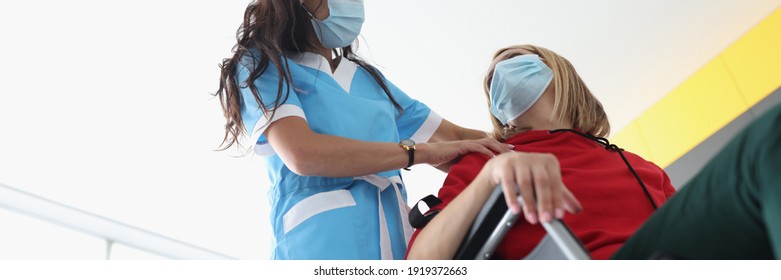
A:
407;130;676;259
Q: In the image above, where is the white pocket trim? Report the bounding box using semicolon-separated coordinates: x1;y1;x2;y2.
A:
283;189;357;234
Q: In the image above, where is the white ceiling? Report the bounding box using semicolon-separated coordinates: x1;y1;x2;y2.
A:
0;0;779;260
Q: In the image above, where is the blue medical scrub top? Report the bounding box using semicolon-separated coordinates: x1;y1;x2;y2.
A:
238;52;442;259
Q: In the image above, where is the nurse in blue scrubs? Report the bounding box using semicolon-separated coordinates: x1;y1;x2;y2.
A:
215;0;511;260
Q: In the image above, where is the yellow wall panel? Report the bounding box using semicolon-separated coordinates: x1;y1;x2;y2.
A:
611;7;781;168
722;8;781;106
610;122;654;163
636;57;747;167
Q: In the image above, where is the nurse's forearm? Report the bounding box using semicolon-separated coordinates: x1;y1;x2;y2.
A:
406;172;494;259
288;134;421;177
430;119;489;142
265;117;506;177
265;116;428;177
458;127;490;140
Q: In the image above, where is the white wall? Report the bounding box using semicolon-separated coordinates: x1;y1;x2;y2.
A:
0;0;779;259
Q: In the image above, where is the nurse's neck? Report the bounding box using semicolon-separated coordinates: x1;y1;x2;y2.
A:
308;37;340;73
305;22;340;73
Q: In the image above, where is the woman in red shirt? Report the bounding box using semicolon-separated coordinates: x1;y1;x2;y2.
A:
406;44;676;259
408;44;781;259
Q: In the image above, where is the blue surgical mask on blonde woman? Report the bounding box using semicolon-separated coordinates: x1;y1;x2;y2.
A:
489;54;554;125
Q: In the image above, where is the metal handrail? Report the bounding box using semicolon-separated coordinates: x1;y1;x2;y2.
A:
0;183;236;260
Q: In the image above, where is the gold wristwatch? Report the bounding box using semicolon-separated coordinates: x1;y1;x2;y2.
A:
399;139;416;171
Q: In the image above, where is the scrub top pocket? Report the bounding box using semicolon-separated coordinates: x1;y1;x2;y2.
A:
277;186;376;260
282;189;357;234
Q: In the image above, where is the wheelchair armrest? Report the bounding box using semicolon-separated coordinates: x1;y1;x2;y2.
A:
453;185;591;260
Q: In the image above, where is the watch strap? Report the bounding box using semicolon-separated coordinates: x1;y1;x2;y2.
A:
404;147;414;171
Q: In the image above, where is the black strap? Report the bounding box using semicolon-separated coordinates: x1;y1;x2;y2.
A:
548;129;658;210
403;148;414;171
409;195;443;229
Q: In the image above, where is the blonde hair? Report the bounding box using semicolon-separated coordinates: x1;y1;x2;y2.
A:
484;44;610;141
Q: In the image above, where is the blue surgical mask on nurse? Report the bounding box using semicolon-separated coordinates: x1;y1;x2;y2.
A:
489;54;554;125
302;0;365;48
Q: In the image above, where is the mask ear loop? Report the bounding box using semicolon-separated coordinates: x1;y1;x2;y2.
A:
548;129;659;210
298;1;328;86
301;3;316;19
300;0;326;20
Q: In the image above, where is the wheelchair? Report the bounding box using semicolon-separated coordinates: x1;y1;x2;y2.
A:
412;185;592;260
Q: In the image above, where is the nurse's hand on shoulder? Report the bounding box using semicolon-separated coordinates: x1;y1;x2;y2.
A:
417;138;511;171
476;151;583;225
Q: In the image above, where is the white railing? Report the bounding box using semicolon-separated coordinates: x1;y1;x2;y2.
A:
0;183;236;260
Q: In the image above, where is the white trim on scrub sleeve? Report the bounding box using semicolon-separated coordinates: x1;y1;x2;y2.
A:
251;104;307;156
409;111;442;143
